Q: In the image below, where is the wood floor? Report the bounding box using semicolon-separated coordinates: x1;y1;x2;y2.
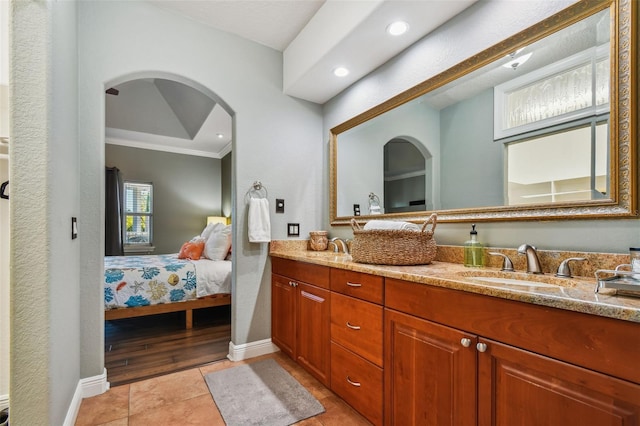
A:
105;305;231;387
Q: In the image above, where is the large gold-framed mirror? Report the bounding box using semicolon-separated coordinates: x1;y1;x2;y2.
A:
330;0;636;225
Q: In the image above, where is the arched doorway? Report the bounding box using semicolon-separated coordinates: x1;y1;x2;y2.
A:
103;74;234;385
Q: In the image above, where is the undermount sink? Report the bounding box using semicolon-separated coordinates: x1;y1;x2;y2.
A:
456;270;577;289
466;276;560;288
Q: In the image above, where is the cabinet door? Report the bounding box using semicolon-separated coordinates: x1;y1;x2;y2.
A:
384;309;477;426
297;282;331;387
478;338;640;426
271;274;296;359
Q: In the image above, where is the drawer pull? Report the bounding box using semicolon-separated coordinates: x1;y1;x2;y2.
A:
346;322;361;330
346;376;361;387
346;282;362;287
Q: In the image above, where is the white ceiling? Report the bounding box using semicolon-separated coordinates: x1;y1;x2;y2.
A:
150;0;477;104
107;0;478;157
150;0;325;52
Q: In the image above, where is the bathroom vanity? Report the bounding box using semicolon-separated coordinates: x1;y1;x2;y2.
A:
270;248;640;426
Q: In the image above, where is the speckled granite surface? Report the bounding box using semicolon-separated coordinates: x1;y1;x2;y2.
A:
269;240;640;324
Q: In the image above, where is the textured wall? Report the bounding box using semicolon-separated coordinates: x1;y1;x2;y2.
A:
11;2;51;424
11;1;80;424
0;1;8;398
0;158;7;402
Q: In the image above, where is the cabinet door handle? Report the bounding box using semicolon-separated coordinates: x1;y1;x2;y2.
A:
346;376;361;387
346;322;361;330
346;282;362;287
289;281;298;287
460;338;472;347
476;342;488;352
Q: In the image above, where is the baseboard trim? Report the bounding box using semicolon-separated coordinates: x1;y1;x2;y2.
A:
63;369;110;426
227;338;279;361
0;394;8;411
81;368;110;398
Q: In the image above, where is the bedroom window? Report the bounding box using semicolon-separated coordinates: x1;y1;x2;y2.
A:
124;181;153;247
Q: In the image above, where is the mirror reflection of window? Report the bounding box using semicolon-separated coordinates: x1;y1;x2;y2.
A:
506;119;609;205
383;138;431;213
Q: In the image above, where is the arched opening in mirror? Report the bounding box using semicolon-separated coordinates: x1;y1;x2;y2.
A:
383;137;432;213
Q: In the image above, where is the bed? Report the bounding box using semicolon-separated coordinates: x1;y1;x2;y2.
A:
104;253;231;329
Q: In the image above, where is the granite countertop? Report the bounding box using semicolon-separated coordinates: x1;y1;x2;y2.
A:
269;246;640;324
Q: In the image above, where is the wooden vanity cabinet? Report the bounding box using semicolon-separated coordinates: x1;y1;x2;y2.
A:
271;257;331;387
384;308;477;425
330;269;384;426
478;338;640;426
385;277;640;426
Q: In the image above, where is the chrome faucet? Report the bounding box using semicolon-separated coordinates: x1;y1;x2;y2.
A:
329;237;349;255
517;244;543;274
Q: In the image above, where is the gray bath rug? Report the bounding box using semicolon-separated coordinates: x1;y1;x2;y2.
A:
204;358;325;426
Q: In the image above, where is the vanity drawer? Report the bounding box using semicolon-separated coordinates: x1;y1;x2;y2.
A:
271;257;330;289
331;342;383;426
331;292;383;366
330;268;384;304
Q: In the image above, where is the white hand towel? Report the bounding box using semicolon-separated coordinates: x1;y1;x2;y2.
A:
363;220;420;231
248;198;271;243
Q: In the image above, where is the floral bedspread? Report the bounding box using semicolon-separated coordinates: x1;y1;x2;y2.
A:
104;254;197;309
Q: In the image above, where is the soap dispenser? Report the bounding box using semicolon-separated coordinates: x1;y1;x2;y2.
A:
464;224;485;267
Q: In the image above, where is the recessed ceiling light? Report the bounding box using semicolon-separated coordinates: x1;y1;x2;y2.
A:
333;67;349;77
387;21;409;36
216;133;224;139
502;52;533;70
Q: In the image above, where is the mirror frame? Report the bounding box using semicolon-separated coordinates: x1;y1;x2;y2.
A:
330;0;637;225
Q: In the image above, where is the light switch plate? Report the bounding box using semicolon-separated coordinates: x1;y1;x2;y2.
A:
71;217;78;239
276;199;285;213
287;223;300;237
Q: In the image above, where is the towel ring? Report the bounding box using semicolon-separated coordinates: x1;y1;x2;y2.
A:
246;181;268;202
0;181;8;200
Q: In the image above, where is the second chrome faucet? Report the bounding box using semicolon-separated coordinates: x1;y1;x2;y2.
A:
328;237;350;255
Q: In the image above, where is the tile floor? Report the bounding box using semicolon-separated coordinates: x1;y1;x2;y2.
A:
75;351;371;425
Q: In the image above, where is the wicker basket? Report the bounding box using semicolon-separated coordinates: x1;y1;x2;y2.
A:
350;213;437;265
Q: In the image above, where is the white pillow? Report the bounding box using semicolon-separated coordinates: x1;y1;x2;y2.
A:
201;222;223;241
203;224;232;260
